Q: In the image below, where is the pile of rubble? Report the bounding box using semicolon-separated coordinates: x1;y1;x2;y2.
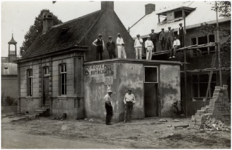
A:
191;85;231;131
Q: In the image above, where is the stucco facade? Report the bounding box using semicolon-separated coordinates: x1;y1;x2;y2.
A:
84;59;181;122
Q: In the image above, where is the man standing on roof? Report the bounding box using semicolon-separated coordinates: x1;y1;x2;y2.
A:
170;36;180;59
104;87;114;125
159;28;166;50
145;36;154;60
134;34;143;59
106;36;116;59
149;29;157;52
166;27;174;51
116;33;127;59
124;89;135;123
92;34;105;60
178;23;185;48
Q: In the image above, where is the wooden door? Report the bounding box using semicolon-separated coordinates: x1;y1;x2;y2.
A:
43;77;49;107
144;83;158;117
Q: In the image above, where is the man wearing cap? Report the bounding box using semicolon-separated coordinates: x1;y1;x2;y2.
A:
166;27;174;51
106;36;116;59
149;29;157;52
159;28;166;50
123;89;136;123
116;33;127;58
134;34;143;59
92;34;105;60
178;23;185;47
103;87;113;125
145;36;154;60
170;36;180;59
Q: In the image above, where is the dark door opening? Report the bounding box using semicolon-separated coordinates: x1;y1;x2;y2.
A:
43;77;49;107
144;66;159;117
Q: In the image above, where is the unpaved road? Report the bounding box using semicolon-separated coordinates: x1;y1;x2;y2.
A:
2;115;231;149
2;130;125;149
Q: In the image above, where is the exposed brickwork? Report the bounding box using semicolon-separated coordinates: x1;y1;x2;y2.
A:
191;85;231;130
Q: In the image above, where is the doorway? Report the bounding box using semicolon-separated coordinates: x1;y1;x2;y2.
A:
42;66;50;107
144;66;159;117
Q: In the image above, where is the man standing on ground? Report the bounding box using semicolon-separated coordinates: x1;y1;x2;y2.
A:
178;23;185;48
166;27;174;51
170;36;180;59
116;33;127;58
124;89;135;123
145;36;154;60
159;28;166;50
149;29;157;52
92;34;105;60
106;36;116;59
134;34;143;59
104;87;113;125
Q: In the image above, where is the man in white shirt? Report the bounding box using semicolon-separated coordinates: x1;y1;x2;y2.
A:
123;89;135;123
104;88;113;125
116;33;127;58
170;36;181;58
92;34;105;60
145;36;154;60
134;34;143;59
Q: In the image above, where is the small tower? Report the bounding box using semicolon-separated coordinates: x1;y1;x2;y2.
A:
8;34;17;62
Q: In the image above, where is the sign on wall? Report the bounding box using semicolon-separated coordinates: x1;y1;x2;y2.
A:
85;64;114;85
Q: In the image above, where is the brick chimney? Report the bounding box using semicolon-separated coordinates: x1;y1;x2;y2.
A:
101;1;114;11
42;11;53;34
145;4;155;15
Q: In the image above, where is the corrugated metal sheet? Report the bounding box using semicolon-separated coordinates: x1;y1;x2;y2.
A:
130;1;230;38
1;63;18;75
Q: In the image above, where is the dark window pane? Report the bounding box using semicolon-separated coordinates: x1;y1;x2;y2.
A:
192;75;198;83
193;83;198;97
199;83;208;97
209;34;215;42
199;74;209;82
191;38;197;45
198;36;208;44
145;67;157;82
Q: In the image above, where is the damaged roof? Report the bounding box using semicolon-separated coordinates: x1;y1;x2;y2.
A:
130;1;231;38
22;10;103;59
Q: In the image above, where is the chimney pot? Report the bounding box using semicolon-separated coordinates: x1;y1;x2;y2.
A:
145;4;156;15
101;1;114;11
42;11;53;34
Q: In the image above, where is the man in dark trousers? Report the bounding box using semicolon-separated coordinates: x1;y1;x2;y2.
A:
149;29;157;52
104;87;113;125
166;27;174;50
123;89;136;123
106;36;116;59
159;28;166;50
178;23;185;47
92;34;105;60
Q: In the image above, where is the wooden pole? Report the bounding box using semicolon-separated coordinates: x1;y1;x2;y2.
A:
182;7;187;116
215;1;222;86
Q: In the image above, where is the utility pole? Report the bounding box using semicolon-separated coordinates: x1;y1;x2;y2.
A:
215;1;222;86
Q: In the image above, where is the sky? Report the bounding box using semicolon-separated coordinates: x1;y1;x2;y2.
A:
1;0;182;57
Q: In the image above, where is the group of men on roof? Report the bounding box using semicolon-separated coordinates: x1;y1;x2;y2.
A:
92;23;185;61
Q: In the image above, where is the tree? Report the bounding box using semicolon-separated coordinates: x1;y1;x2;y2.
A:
20;9;62;55
212;1;231;17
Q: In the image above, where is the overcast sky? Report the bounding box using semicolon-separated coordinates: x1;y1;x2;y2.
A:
1;0;182;57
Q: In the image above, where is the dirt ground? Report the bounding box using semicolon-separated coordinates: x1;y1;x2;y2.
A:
1;115;231;149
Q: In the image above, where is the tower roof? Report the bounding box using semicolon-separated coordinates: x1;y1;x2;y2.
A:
8;34;17;44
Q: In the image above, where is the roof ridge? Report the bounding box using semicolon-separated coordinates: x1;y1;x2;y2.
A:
130;14;146;29
52;10;102;28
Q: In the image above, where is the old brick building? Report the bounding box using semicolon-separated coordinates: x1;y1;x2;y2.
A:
130;1;231;116
17;1;135;118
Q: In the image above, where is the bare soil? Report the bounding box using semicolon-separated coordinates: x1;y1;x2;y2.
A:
2;115;231;149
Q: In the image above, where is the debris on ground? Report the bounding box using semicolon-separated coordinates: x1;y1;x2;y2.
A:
174;124;189;128
167;125;172;128
53;113;67;120
173;119;180;122
89;119;94;122
159;119;168;122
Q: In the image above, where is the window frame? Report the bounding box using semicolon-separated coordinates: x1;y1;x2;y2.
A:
59;63;67;95
144;66;159;84
27;69;33;96
191;72;217;100
190;34;216;57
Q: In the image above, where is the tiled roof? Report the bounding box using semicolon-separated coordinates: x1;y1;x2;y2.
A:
22;10;103;59
130;1;231;38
